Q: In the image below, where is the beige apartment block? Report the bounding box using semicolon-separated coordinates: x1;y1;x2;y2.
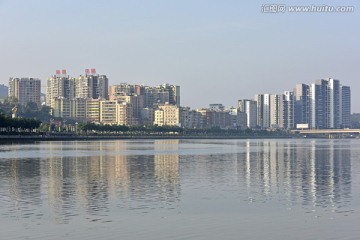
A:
86;99;100;123
109;84;135;99
46;76;76;108
154;104;180;126
100;100;118;125
99;100;136;125
115;94;144;120
117;102;134;126
154;109;165;126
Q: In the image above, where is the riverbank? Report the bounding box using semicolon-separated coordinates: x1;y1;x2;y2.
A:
0;134;298;142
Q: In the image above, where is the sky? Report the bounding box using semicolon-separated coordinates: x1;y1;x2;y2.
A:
0;0;359;111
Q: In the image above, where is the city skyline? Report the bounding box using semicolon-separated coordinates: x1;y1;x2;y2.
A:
3;71;343;129
0;1;359;111
2;69;358;113
5;71;353;113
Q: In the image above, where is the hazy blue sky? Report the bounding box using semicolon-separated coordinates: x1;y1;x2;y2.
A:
0;0;359;111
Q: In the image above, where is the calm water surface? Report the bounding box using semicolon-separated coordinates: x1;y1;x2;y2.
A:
0;139;359;240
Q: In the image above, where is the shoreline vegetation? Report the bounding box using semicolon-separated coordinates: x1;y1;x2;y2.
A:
0;128;297;142
1;114;357;142
0;134;297;142
0;119;298;142
2;109;359;143
0;113;297;142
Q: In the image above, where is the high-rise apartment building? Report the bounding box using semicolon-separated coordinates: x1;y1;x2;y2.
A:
115;94;145;121
144;84;180;107
238;99;257;129
76;74;108;99
294;84;310;126
86;99;101;123
47;69;109;119
254;94;271;129
327;78;340;128
340;85;351;128
109;83;136;100
71;98;87;121
47;69;108;101
144;86;170;107
282;91;294;129
310;78;340;129
100;100;118;124
8;77;41;108
296;78;349;129
46;71;76;109
270;94;281;129
165;84;180;106
117;102;134;126
269;92;294;130
228;107;238;129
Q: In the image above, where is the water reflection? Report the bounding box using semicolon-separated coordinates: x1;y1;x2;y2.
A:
234;140;351;210
0;139;354;224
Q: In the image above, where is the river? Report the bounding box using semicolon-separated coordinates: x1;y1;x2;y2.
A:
0;139;359;240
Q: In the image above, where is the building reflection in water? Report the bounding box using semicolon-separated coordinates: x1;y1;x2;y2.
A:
153;140;180;206
236;140;351;208
40;140;180;221
0;139;352;222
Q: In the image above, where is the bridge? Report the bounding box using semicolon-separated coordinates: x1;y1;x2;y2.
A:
291;129;360;138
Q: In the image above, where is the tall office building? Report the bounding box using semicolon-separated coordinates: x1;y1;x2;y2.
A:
238;99;257;129
8;77;41;108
